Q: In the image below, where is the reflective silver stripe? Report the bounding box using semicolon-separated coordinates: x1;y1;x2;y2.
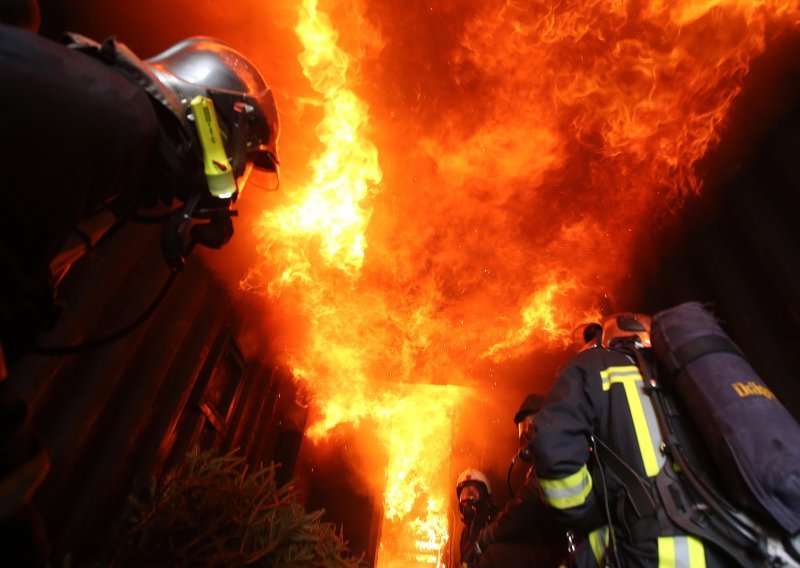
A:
540;465;593;509
658;535;707;568
601;365;666;476
636;377;667;474
589;525;609;566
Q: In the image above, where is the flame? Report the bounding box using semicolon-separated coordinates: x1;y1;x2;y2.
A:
245;0;461;562
244;0;800;564
266;0;381;284
483;275;599;360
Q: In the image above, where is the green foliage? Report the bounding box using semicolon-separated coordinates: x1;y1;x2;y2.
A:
114;448;365;567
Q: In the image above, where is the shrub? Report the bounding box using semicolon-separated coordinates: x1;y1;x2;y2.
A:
114;448;364;567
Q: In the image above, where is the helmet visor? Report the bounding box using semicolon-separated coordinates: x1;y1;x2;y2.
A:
250;147;280;191
238;153;279;192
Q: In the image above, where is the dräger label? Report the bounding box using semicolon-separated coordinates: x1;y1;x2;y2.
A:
732;381;776;400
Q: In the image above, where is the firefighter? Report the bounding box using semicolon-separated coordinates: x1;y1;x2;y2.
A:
456;468;499;567
0;21;280;565
530;313;731;566
464;394;566;568
0;22;280;361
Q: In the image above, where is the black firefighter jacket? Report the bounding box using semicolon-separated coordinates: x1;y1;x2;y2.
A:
530;345;729;567
474;470;567;567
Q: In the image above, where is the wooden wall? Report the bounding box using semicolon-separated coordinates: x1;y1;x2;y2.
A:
9;220;306;563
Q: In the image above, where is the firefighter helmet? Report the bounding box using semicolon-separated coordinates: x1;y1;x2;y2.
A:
456;468;491;498
146;37;280;196
600;312;652;349
513;393;544;425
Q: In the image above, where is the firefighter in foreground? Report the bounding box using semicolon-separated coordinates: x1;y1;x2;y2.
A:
462;395;566;567
528;314;716;566
0;17;280;565
1;21;280;360
532;310;800;568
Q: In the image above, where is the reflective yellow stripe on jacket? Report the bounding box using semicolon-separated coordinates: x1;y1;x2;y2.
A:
601;366;706;567
600;365;666;477
589;525;609;566
540;464;593;509
584;531;705;567
658;535;707;568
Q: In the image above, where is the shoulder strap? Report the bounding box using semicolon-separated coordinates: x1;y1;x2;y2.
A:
592;436;657;519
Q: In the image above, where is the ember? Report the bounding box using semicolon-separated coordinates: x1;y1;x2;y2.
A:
243;0;800;564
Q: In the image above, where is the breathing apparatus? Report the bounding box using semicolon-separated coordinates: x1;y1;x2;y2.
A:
459;497;480;524
456;468;492;524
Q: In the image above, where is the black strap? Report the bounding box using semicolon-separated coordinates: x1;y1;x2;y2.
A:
662;334;743;375
593;436;675;544
32;268;180;355
593;437;657;519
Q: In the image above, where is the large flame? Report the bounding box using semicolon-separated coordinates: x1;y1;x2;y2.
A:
244;0;800;564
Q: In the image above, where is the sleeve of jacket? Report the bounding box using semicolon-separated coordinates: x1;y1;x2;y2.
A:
477;479;547;548
530;354;605;534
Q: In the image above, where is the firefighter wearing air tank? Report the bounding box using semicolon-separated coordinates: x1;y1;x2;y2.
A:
530;314;730;567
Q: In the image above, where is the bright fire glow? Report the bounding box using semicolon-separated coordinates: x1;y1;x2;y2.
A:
244;0;800;564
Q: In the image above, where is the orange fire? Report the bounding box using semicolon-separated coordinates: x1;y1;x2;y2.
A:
244;0;800;564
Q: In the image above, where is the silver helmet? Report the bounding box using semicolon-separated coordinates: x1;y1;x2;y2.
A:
146;37;280;195
600;313;652;349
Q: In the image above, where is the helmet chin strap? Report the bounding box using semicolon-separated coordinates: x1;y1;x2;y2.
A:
507;453;519;498
229;101;253;178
